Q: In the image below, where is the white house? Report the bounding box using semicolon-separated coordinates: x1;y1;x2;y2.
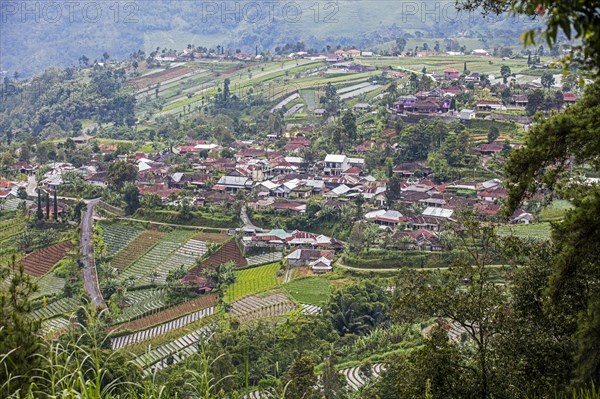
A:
460;109;476;120
324;154;349;175
216;175;253;192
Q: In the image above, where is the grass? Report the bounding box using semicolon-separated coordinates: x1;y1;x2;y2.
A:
284;277;332;306
497;223;553;240
224;263;281;303
540;199;573;221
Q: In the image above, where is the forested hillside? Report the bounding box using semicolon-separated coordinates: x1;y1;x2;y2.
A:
0;0;540;76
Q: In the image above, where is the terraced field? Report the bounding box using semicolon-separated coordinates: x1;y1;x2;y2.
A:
497;223;552;241
119;230;195;284
32;273;65;299
111;230;167;270
109;293;218;334
0;218;26;252
40;317;71;336
341;363;385;390
110;289;167;325
285;278;331;306
192;232;230;244
224;263;280;303
31;297;79;320
19;241;74;277
229;292;296;322
135;325;212;374
100;223;142;255
190;239;247;273
245;252;282;267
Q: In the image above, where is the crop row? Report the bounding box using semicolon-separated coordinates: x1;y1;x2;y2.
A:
119;240;180;283
110;307;215;350
20;241;74;277
245;252;282;267
31;297;79;320
110;289;167;325
224;263;280;302
109;293;218;333
40;317;71;336
32;273;65;299
111;230;167;270
101;223;142;255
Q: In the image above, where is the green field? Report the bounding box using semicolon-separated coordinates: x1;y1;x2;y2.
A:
224;263;281;302
285;277;332;306
539;200;573;222
497;223;552;240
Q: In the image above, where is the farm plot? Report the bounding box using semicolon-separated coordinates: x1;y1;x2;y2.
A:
300;89;318;111
109;293;218;334
32;273;65;299
124;66;194;90
284;104;304;117
224;263;280;302
497;223;552;241
341;363;385;391
134;325;212;372
229;292;297;322
110;306;215;350
300;304;322;315
192;232;230;244
19;241;74;277
40;317;71;336
270;93;300;113
0;198;32;211
0;218;26;245
111;230;166;270
190;239;247;274
245;252;282;267
141;252;197;286
30;297;79;320
339;84;382;100
120;240;181;284
110;289;167;325
337;82;371;94
285;278;331;306
100;223;142;255
178;239;208;257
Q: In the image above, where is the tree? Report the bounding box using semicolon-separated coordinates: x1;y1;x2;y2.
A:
36;189;43;221
487;125;500;143
107;161;138;191
500;65;511;83
17;187;27;200
45;192;50;220
525;89;544;115
53;190;58;220
285;355;316;399
341;110;357;144
395;38;407;53
541;72;556;89
321;350;346;399
122;183;140;215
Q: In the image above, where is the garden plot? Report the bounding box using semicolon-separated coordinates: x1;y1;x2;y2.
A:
300;304;322;315
177;239;208;257
19;241;74;277
284;104;303;117
0;218;26;245
109;294;218;334
229;292;296;322
31;297;79;320
341;363;385;391
111;230;167;270
32;273;65;299
224;263;280;302
336;82;371;94
142;252;197;285
101;223;142;255
245;252;282;267
110;289;167;325
40;317;70;336
135;325;213;372
270;93;300;113
339;84;382;100
0;198;32;211
110;306;215;350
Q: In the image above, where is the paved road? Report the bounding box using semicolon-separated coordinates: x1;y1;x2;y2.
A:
26;175;38;197
240;206;263;232
80;198;105;309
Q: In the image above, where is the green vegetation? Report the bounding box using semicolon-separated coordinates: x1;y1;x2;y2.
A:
224;262;280;302
285;277;332;305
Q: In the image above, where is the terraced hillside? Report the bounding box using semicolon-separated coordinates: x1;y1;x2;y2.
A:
100;223;142;256
190;239;247;274
30;297;79;320
19;241;74;277
109;293;218;334
111;230;167;270
110;288;167;325
229;292;296;322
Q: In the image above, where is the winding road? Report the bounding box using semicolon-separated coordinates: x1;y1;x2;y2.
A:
80;198;105;309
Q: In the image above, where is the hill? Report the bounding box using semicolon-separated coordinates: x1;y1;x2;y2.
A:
0;0;541;76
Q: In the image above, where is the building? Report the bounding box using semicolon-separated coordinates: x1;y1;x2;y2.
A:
215;175;253;192
460;109;476;120
444;68;460;80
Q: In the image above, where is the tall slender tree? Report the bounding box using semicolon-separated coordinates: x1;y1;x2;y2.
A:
36;190;43;221
45;192;50;220
53;190;58;220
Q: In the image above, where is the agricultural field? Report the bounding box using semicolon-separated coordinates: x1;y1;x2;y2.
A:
0;217;26;251
110;230;167;270
109;293;218;334
30;297;79;320
32;272;66;299
229;291;297;322
19;241;74;277
224;263;281;303
285;277;332;306
539;199;573;222
497;223;552;241
99;223;142;256
124;66;196;90
110;288;167;325
192;231;230;244
40;317;71;336
110;306;215;350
